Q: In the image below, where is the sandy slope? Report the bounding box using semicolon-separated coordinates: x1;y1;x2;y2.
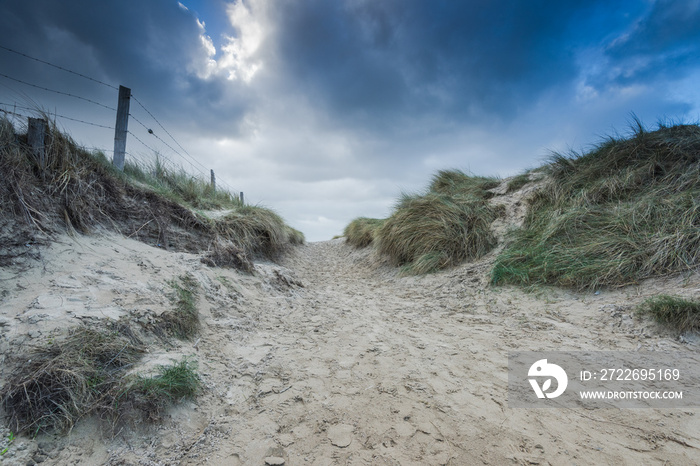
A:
1;229;700;465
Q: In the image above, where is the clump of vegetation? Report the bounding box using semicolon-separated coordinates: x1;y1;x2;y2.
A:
130;358;200;420
162;274;200;339
344;217;385;248
637;295;700;333
375;170;501;274
1;325;202;433
492;121;700;288
215;205;304;260
201;238;254;273
285;225;306;246
1;326;144;434
506;172;532;192
428;169;500;198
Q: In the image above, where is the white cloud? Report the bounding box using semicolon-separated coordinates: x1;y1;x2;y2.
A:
216;1;266;82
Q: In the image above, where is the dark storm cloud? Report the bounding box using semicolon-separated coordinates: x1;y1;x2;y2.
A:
0;0;250;135
263;0;640;127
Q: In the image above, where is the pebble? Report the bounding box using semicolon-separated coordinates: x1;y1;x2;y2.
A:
264;456;285;465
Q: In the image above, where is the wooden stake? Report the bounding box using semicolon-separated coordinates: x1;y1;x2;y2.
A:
113;85;131;171
28;117;47;171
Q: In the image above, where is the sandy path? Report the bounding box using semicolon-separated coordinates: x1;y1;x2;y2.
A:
2;235;699;465
151;240;699;465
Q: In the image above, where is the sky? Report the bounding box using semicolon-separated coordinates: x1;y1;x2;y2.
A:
1;0;699;241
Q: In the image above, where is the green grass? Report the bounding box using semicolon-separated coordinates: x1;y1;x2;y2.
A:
506;172;532;192
375;170;500;274
637;295;700;332
135;358;200;403
0;431;15;456
344;217;386;248
163;274;200;339
126;358;200;420
492;121;700;288
122;155;241;211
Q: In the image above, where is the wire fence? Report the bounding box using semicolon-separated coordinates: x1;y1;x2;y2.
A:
0;44;237;195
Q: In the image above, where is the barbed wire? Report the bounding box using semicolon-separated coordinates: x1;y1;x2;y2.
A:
129;97;218;181
127;105;236;191
0;107;32;121
127;131;185;171
0;44;119;91
0;73;116;111
131;96;199;164
0;102;114;130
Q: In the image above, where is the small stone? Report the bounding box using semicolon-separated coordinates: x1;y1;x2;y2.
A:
264;456;285;465
328;424;353;448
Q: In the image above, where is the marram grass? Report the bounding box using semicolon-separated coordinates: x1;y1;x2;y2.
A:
377;192;498;275
492;122;700;289
376;170;500;275
342;170;500;274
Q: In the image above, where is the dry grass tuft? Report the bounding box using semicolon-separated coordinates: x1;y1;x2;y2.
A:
344;217;385;248
215;205;303;260
201;238;254;273
637;295;700;333
160;274;200;340
1;326;143;434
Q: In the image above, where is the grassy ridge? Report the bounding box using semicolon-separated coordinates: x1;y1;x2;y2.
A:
345;121;700;286
0;116;303;263
492;122;700;288
122;155;240;210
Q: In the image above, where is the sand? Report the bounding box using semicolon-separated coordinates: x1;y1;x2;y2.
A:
1;226;699;465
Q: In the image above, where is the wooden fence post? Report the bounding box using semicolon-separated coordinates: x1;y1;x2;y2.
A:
210;169;216;191
28;117;47;171
240;192;244;204
113;85;131;171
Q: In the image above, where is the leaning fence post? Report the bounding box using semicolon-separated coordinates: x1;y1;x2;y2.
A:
210;169;216;191
28;117;47;172
113;85;131;171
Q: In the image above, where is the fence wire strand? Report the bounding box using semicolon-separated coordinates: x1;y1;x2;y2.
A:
0;44;119;91
0;44;239;196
